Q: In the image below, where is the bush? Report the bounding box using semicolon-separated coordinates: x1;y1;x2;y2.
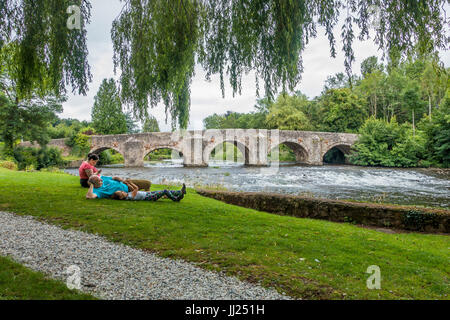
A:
0;160;18;170
65;132;92;158
13;146;65;170
13;146;38;170
35;147;65;170
348;117;429;167
418;93;450;167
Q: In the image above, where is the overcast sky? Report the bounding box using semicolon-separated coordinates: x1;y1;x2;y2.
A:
62;0;450;132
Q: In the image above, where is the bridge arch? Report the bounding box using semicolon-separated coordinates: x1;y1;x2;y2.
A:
268;141;310;164
89;146;123;156
322;142;353;164
203;140;250;166
143;146;185;163
89;146;125;165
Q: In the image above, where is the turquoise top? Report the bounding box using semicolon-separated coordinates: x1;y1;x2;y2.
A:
93;176;128;199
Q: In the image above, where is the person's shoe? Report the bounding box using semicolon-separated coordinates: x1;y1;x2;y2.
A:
181;183;186;195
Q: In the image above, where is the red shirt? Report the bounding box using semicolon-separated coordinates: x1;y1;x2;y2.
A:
79;161;98;179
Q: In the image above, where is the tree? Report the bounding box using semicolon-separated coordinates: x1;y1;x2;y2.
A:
111;0;448;129
0;43;63;156
419;59;448;119
360;56;384;77
91;79;127;135
0;1;92;99
419;90;450;166
265;94;312;131
125;112;140;134
402;82;426;136
316;88;367;133
357;70;385;118
0;93;62;156
142;116;160;133
323;72;359;92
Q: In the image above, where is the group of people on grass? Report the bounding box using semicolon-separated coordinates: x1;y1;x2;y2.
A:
79;153;186;202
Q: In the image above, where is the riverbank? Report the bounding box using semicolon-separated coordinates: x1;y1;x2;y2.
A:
0;168;448;299
196;190;449;233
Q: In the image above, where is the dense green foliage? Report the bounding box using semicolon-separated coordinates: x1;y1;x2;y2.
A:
144;148;173;161
1;168;449;299
315;88;368;133
203;54;449;167
348;117;426;167
47;118;90;139
91;79;127;135
418;92;450;167
0;93;63;157
12;146;65;171
0;44;65;157
266;94;313;131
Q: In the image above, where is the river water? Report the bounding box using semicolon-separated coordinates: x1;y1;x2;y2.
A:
66;160;450;208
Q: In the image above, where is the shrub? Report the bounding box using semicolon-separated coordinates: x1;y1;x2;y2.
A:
403;210;440;231
348;117;430;167
13;146;65;170
13;146;38;170
0;160;18;170
35;147;65;170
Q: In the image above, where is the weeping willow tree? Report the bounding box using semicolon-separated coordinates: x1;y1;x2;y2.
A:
0;1;91;155
0;0;92;100
112;0;448;129
0;1;448;130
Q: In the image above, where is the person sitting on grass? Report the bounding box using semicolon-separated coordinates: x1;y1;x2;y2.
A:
111;181;186;202
85;175;152;199
79;153;102;188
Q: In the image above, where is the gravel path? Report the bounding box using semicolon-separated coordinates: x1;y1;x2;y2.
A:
0;211;291;300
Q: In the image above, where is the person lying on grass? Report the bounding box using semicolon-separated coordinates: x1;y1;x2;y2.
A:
86;175;151;199
111;181;186;202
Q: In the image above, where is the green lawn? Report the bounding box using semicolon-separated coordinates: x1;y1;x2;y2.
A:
0;255;95;300
0;168;448;300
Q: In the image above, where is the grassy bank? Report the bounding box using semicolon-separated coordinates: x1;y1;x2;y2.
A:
0;255;95;300
0;168;448;299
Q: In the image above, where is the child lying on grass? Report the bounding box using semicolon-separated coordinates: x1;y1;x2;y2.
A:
111;181;186;202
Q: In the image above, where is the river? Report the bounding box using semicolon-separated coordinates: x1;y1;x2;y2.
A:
65;160;450;209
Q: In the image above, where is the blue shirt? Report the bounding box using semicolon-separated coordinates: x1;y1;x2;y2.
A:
93;176;128;199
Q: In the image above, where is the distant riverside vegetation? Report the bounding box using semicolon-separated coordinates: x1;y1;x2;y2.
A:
0;55;449;170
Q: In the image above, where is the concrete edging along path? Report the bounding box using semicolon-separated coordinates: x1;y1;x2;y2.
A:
0;211;291;300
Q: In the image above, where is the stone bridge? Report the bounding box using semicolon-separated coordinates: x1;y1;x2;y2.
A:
21;130;359;167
